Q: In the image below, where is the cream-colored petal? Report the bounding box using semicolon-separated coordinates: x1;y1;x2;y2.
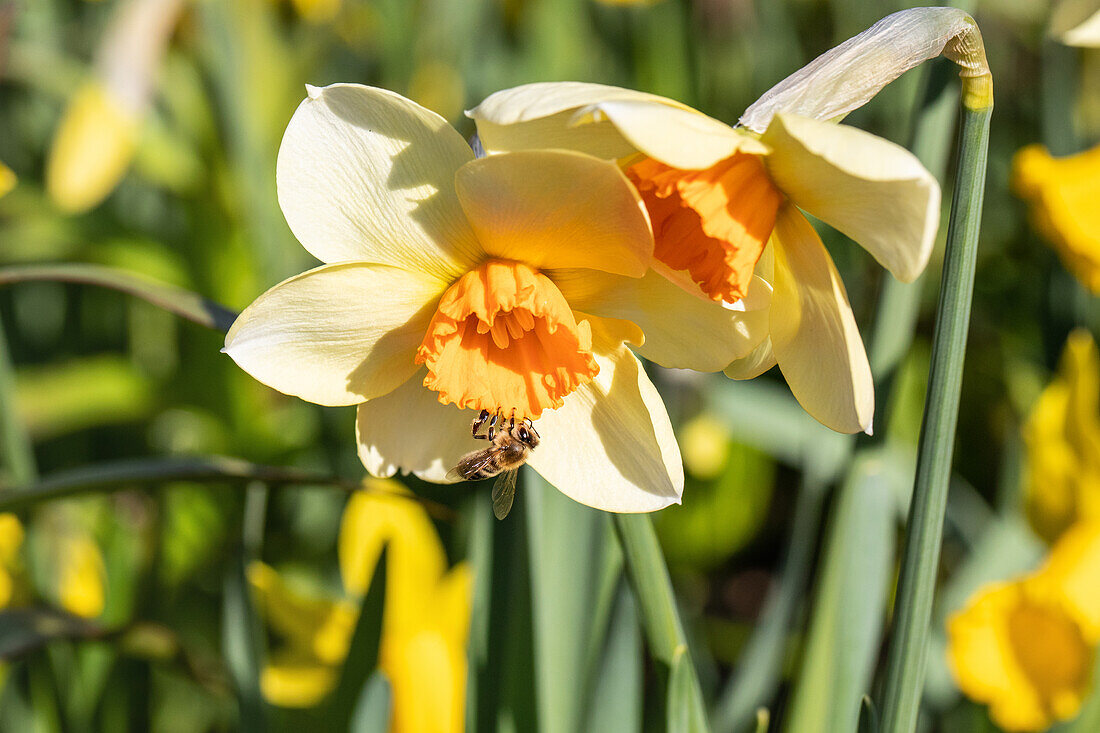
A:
551;268;768;371
225;264;444;407
1056;7;1100;47
770;206;873;434
528;332;683;513
724;337;777;380
763;114;939;283
573;100;768;170
739;8;988;132
277;84;481;278
356;371;477;484
455;150;652;277
469;81;687;159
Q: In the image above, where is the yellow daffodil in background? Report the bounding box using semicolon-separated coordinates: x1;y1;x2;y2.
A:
46;0;183;213
225;83;769;511
947;521;1100;731
56;533;108;619
469;14;958;435
1014;144;1100;293
0;162;15;199
1023;329;1100;542
251;482;471;732
0;514;25;609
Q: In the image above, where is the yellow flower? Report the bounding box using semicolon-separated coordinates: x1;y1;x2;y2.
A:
0;514;25;608
251;481;471;733
0;162;15;198
947;521;1100;730
222;83;749;511
947;579;1093;731
46;0;184;213
1014;144;1100;293
468;12;968;434
57;533;108;619
1023;329;1100;542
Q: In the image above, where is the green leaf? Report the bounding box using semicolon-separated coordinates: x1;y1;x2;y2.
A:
784;453;898;733
582;580;642;733
858;696;879;733
525;472;621;733
349;671;392;733
0;264;238;333
613;513;709;733
15;355;153;440
222;555;268;732
327;550;387;730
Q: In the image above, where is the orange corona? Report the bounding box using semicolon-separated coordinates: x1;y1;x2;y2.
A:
415;260;600;421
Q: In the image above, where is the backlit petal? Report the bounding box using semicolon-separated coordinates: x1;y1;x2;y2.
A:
574;100;768;170
455;151;653;277
1061;10;1100;47
551;268;768;371
528;325;683;512
770;206;873;434
356;372;477;484
469;81;687;159
763;114;939;282
724;337;777;380
225;263;444;407
277;84;481;278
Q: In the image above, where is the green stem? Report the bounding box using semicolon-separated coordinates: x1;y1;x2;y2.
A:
612;513;709;732
876;103;991;733
0;318;36;485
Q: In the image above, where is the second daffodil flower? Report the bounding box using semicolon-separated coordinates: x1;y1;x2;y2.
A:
468;11;960;434
223;84;762;512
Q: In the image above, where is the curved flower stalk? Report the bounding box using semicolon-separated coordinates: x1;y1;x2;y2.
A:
1023;330;1100;542
1014;143;1100;293
947;520;1100;731
251;482;472;731
224;84;761;511
467;8;994;434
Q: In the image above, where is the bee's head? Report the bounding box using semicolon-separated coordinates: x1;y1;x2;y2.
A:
512;420;540;449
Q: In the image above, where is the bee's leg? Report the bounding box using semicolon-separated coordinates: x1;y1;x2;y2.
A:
524;417;540;440
472;409;490;439
486;411;499;441
508;409;516;433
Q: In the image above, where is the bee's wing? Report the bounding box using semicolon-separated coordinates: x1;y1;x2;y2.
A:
491;469;518;520
448;449;498;481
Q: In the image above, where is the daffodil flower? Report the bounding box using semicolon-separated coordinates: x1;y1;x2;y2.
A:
250;482;471;732
1014;144;1100;293
468;8;994;434
947;520;1100;731
470;83;937;434
223;84;766;511
1022;329;1100;542
1051;0;1100;47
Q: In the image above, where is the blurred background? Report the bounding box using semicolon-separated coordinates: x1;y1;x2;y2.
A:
1;0;1100;731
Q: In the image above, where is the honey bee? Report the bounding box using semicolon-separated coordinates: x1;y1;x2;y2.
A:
450;409;540;520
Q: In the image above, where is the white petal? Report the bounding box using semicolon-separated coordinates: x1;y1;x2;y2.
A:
551;268;768;372
528;337;683;513
225;264;445;406
724;337;777;380
455;150;653;277
763;113;939;283
1061;10;1100;47
277;84;481;278
573;100;768;170
770;206;873;434
740;7;986;132
356;372;475;484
